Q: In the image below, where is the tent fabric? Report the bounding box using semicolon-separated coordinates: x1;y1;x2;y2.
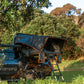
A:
14;33;66;51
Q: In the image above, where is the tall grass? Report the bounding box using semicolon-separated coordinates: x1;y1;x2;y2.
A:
6;71;84;84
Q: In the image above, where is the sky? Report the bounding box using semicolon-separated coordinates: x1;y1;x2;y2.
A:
42;0;84;13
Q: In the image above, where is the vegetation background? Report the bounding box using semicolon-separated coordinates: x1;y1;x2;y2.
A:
0;0;84;84
0;0;84;59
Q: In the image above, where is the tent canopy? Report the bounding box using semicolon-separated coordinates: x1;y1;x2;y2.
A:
15;33;67;52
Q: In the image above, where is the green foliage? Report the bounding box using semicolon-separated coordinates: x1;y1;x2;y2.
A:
0;1;24;31
1;30;12;44
0;0;51;31
20;14;67;37
0;0;82;59
56;16;81;59
1;30;17;44
0;0;51;44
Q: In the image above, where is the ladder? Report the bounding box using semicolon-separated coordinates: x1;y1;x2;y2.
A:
47;54;64;81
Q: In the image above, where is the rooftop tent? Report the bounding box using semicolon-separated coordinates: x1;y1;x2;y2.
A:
14;33;47;51
43;37;67;52
14;33;67;52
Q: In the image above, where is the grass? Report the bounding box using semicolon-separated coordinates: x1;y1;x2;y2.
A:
59;60;84;71
1;57;84;84
7;73;84;84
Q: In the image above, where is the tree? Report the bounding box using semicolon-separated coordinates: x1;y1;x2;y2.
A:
0;0;51;31
0;0;51;44
20;14;67;36
50;3;81;17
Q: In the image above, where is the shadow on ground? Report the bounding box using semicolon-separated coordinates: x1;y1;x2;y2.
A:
58;59;84;83
61;70;84;83
64;59;84;71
